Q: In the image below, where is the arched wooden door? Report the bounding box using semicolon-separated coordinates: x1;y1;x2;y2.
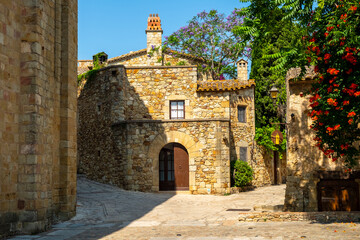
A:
159;143;189;191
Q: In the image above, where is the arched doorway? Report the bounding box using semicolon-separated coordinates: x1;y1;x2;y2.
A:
159;143;189;191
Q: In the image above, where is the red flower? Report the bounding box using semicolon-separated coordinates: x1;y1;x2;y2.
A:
347;111;356;117
324;53;331;60
334;124;340;130
343;100;350;105
324;32;329;37
355;91;360;97
350;83;358;89
343;52;357;65
341;144;349;150
326;26;334;32
346;69;353;74
327;68;339;75
349;6;357;11
327;98;338;106
348;118;354;125
340;14;347;20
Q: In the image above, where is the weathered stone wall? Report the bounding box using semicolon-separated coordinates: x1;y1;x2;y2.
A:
285;79;360;211
112;120;230;194
0;0;77;237
78;66;127;187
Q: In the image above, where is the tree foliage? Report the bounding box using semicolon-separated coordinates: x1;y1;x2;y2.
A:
163;10;251;79
236;0;360;167
233;1;305;154
306;1;360;167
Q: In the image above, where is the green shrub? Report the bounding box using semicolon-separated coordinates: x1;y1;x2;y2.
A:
230;160;253;187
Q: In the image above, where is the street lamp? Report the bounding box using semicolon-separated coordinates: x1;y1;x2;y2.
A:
269;85;279;100
269;84;283;185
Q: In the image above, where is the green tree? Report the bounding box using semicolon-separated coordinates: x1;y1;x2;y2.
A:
306;1;360;167
163;9;251;79
233;1;304;154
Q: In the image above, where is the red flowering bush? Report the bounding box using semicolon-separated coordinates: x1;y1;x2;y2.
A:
307;1;360;167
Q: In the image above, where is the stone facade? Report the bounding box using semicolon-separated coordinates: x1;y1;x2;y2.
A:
78;63;256;194
0;0;77;237
284;68;360;211
77;14;275;194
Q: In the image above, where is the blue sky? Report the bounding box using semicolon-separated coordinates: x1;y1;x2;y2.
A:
78;0;249;60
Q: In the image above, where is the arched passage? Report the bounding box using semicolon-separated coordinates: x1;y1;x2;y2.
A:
147;131;204;192
159;143;189;191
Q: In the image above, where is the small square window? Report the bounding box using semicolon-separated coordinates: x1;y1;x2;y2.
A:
240;147;247;162
238;106;246;123
170;100;185;119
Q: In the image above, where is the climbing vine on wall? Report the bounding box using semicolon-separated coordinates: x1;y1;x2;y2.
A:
77;52;107;87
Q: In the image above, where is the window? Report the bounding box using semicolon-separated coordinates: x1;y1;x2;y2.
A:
238;106;246;123
170;100;185;119
240;147;247;162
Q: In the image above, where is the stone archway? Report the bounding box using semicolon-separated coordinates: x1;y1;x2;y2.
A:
159;143;189;191
147;131;204;192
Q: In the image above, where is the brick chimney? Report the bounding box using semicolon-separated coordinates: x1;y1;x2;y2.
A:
237;59;248;81
146;14;163;66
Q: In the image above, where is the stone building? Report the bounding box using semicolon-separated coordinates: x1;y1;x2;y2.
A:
284;67;360;212
78;14;276;194
0;0;77;237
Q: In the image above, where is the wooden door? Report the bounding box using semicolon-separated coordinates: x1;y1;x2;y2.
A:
159;148;174;190
317;180;359;211
174;144;189;190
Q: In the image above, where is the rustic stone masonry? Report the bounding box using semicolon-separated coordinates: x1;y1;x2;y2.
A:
238;211;360;223
78;63;260;194
285;68;360;212
78;14;275;195
0;0;77;237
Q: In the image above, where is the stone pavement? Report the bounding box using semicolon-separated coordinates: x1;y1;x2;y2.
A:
8;176;360;240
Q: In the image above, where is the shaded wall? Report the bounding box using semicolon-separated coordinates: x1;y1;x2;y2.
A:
0;0;77;237
285;79;360;211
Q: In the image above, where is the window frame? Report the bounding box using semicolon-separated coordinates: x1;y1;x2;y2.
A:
170;100;185;119
237;105;246;123
239;147;248;162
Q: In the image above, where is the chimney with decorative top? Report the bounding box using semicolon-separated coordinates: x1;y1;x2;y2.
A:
146;14;163;66
237;59;248;81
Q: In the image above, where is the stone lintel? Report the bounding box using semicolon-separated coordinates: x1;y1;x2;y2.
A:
112;118;230;127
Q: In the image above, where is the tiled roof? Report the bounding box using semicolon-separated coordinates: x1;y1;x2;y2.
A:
286;66;317;81
164;49;204;62
108;49;147;63
107;48;205;64
197;79;255;92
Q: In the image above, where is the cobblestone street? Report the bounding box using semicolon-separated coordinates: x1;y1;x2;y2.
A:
9;176;360;240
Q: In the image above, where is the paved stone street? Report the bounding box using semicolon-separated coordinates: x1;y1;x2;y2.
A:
9;176;360;240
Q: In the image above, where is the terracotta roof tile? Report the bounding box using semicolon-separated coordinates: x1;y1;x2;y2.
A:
107;49;147;63
107;48;205;64
197;79;255;92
